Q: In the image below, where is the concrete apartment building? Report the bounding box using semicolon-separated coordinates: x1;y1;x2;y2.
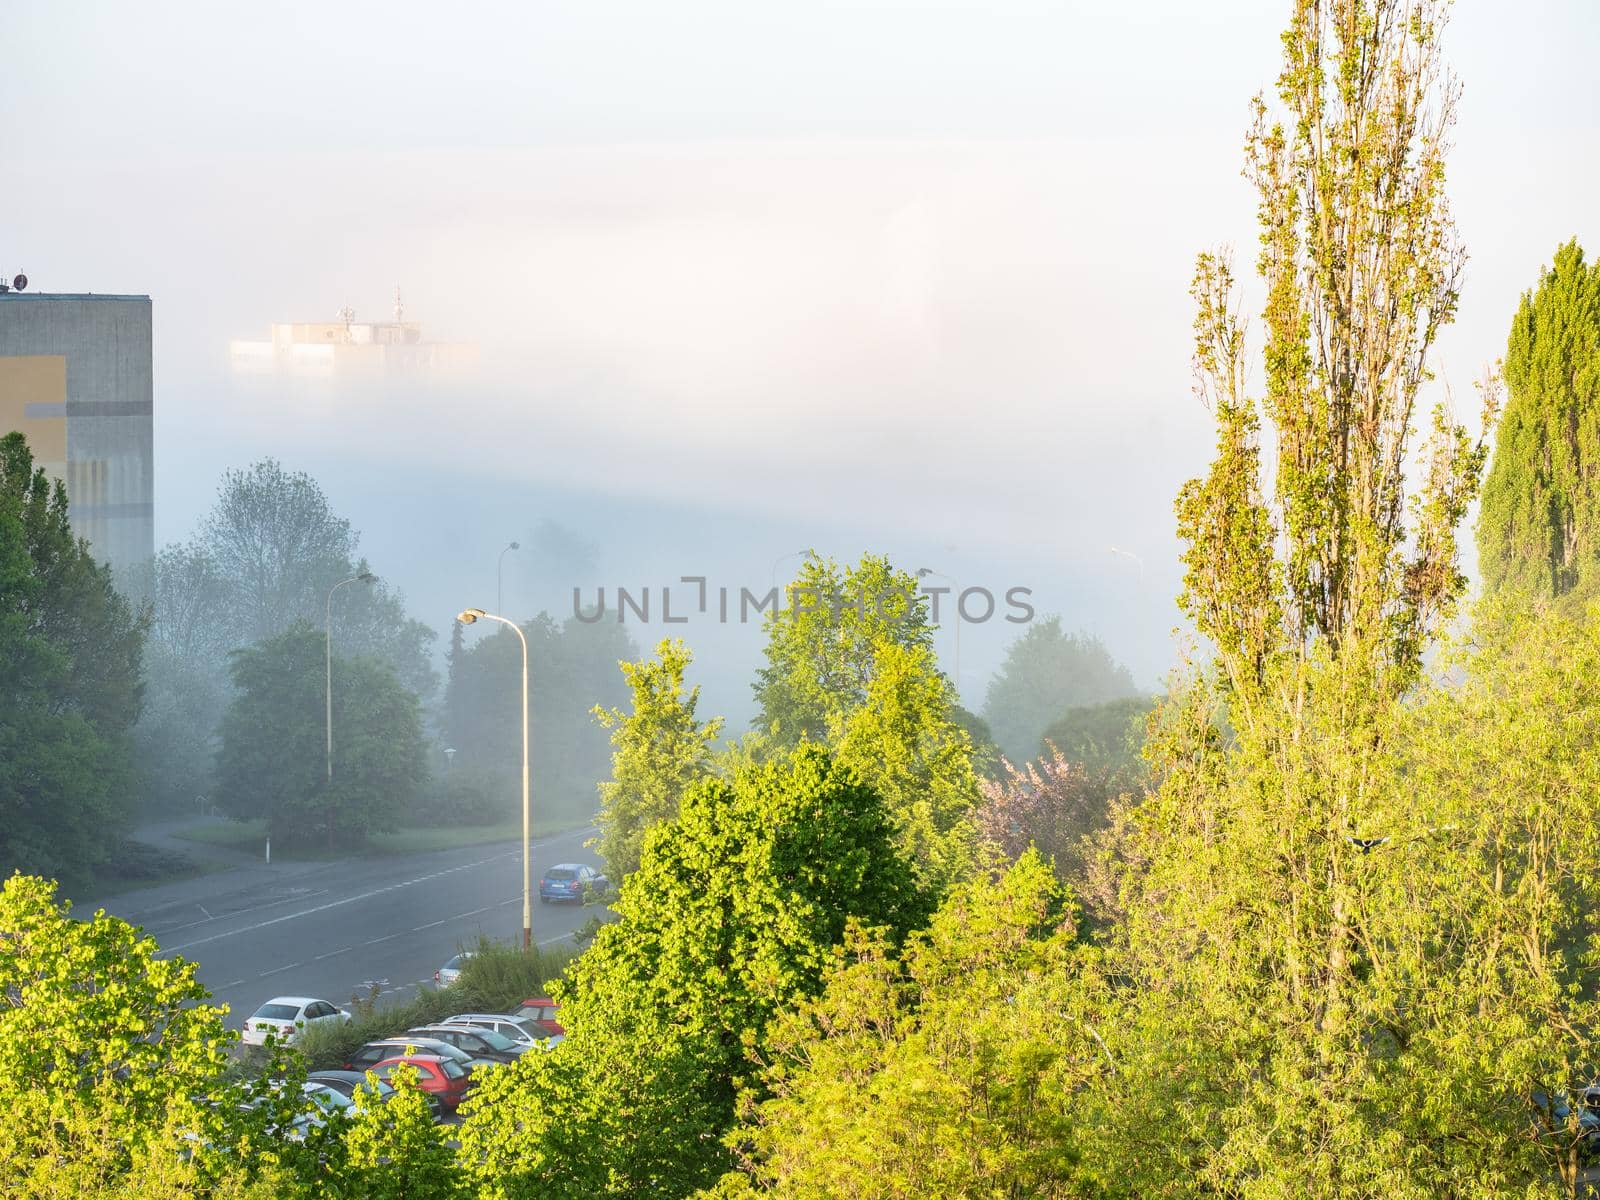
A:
0;292;155;588
228;290;477;381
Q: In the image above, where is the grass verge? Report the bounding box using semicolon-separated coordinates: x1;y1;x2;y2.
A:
171;817;592;859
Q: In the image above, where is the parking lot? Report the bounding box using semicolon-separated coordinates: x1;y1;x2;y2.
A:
86;826;604;1025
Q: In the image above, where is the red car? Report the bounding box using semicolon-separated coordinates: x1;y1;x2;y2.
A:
369;1054;472;1112
513;996;564;1036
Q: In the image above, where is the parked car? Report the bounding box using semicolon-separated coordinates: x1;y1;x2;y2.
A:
434;951;473;986
343;1037;498;1075
512;996;564;1035
441;1012;547;1048
539;863;608;904
408;1023;525;1063
308;1070;442;1121
369;1054;472;1113
241;996;351;1046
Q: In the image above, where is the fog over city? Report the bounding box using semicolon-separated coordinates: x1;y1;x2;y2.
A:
12;2;1600;1193
5;0;1594;719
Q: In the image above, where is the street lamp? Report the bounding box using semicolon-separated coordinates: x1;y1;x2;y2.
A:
458;606;532;951
917;566;961;702
497;541;520;619
325;572;377;793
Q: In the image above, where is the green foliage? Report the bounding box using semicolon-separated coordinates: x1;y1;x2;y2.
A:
457;746;928;1198
980;616;1138;764
0;432;145;884
441;613;636;828
1038;694;1152;779
710;851;1099;1199
593;638;724;880
1478;239;1600;607
215;624;428;846
330;1064;463;1200
1176;0;1489;695
0;874;233;1192
754;554;982;890
829;640;980;894
753;553;933;744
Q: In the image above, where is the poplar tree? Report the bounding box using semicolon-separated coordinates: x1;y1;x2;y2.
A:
1477;240;1600;605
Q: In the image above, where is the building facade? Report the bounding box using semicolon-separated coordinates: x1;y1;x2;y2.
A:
228;292;477;381
0;293;155;588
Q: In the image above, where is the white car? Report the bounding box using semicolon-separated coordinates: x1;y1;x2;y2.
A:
434;952;473;986
441;1012;546;1048
241;996;352;1046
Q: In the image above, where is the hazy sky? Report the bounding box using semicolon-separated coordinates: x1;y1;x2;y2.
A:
4;1;1598;717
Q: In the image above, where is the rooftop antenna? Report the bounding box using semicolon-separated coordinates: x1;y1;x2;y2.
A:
337;304;355;342
393;286;404;325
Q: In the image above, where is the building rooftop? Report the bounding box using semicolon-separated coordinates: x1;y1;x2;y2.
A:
0;292;150;301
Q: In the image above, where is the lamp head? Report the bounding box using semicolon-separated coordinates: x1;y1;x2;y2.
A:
916;567;933;578
358;571;377;584
509;541;520;551
457;607;486;625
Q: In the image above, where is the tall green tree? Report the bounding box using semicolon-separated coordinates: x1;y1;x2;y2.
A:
829;640;980;894
755;554;981;889
0;432;144;882
592;639;724;881
458;746;928;1199
1477;239;1600;606
980;618;1138;765
1081;1;1504;1194
753;554;933;744
215;624;427;845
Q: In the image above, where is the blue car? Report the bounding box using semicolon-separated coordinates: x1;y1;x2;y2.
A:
539;863;607;904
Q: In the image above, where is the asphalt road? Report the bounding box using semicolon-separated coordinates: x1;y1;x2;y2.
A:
85;827;604;1027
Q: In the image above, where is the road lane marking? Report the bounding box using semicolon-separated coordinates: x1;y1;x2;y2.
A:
314;946;355;960
363;933;400;946
223;978;246;988
257;961;302;978
413;919;447;930
160;827;595;955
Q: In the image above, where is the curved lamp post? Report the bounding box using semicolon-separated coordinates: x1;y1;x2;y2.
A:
458;607;532;950
497;541;520;619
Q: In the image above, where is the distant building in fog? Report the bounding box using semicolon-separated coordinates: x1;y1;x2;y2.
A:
0;292;154;590
228;289;478;381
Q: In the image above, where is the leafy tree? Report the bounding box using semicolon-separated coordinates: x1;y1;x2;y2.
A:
753;554;981;889
592;639;724;881
1038;694;1152;778
1073;1;1513;1194
753;554;933;744
458;746;928;1199
708;851;1101;1199
1477;239;1600;607
215;624;427;846
442;613;636;828
0;874;233;1192
980;617;1138;764
192;459;437;696
829;640;980;894
0;432;144;882
133;461;438;815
